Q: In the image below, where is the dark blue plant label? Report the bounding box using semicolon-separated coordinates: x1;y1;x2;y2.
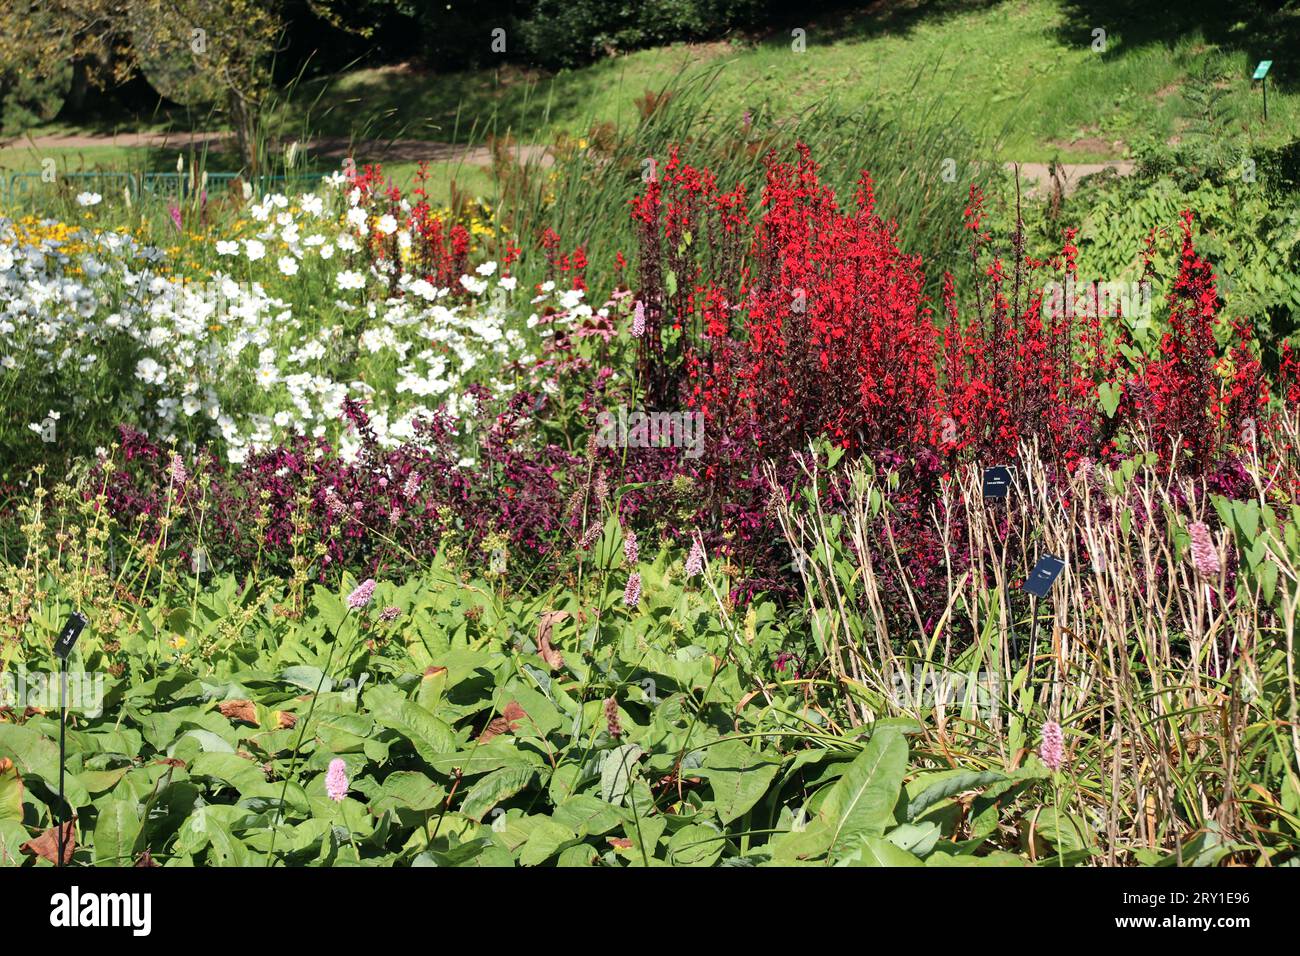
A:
983;466;1013;499
53;613;87;660
1023;556;1066;598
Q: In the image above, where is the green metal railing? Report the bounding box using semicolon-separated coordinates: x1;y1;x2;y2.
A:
1;170;324;206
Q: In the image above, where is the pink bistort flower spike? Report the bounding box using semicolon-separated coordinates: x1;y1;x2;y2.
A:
347;578;377;609
684;537;705;578
1040;720;1064;772
1188;521;1220;578
623;528;639;566
325;758;349;802
623;572;641;608
631;300;646;338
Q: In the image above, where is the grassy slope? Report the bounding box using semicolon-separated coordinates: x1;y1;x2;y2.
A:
290;0;1297;162
2;0;1295;201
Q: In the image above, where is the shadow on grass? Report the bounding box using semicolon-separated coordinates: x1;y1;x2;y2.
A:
1053;0;1300;90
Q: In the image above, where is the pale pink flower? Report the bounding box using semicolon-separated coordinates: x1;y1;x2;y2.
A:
1040;720;1064;772
631;300;646;338
325;758;348;801
169;452;188;485
379;605;401;623
1188;521;1220;578
324;487;347;517
347;578;376;609
624;572;641;608
402;471;421;500
623;528;639;566
684;538;705;577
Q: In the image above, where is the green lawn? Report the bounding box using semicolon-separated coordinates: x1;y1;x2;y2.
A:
280;0;1297;163
3;0;1296;201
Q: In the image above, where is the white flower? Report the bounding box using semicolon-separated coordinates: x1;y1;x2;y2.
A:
76;192;103;207
476;261;498;277
244;239;266;261
135;357;167;385
499;275;517;291
346;207;368;231
278;256;299;276
336;270;365;290
376;214;398;235
319;244;335;260
216;240;239;256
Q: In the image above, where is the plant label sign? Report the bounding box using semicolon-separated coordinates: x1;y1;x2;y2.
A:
53;612;87;660
1253;60;1272;80
983;466;1013;499
1023;556;1066;598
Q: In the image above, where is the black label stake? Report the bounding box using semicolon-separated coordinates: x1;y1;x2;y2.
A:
1020;556;1065;676
982;466;1013;500
54;613;86;867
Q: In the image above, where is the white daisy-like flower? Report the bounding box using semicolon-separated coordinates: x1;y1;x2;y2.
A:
278;256;299;276
76;192;103;207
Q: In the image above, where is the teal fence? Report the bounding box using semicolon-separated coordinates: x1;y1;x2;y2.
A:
1;171;323;206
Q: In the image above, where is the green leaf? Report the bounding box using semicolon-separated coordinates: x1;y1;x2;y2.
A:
189;752;268;796
93;799;143;865
907;770;1006;821
836;834;923;866
517;819;576;866
819;729;908;861
600;744;644;805
372;771;444;813
699;739;780;824
0;759;23;822
666;823;723;866
0;724;91;807
1097;381;1122;417
459;766;536;822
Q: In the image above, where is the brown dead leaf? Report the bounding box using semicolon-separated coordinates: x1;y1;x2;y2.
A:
479;700;529;743
21;818;76;864
276;710;298;729
536;610;569;670
606;837;633;850
218;699;258;724
423;665;448;679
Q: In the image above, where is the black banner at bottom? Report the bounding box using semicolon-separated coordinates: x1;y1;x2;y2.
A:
2;865;1287;943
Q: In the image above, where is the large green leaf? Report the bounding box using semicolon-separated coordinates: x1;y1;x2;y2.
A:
0;724;90;807
699;739;780;825
836;834;923;866
459;766;536;822
819;729;908;861
93;798;142;865
599;744;644;805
